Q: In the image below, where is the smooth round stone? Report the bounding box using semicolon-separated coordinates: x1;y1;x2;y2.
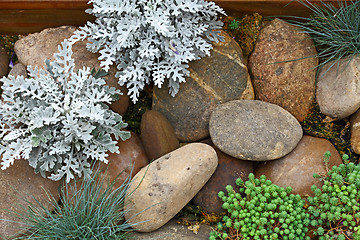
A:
209;100;303;161
8;63;27;78
99;132;149;189
0;158;61;239
192;139;253;213
255;135;343;197
140;110;179;160
316;54;360;119
152;31;252;142
124;143;218;232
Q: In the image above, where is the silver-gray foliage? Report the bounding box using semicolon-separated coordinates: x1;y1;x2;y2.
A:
0;40;131;182
69;0;226;103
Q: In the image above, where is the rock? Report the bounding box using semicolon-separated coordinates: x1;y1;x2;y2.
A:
350;109;360;154
192;139;254;213
209;100;303;161
0;158;61;239
98;132;149;189
255;135;342;197
130;218;213;240
140;110;179;160
8;63;27;78
316;54;360;119
248;18;317;122
152;30;253;142
14;26;129;116
0;46;9;78
124;143;218;232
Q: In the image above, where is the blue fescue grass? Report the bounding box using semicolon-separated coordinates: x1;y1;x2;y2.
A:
4;166;139;240
281;0;360;75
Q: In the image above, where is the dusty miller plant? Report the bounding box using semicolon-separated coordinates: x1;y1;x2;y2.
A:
69;0;226;103
0;40;130;182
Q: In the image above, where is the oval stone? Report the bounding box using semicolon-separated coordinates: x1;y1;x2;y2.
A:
316;54;360;119
248;18;317;122
124;143;218;232
255;135;342;197
140;110;179;160
98;132;149;189
192;139;253;213
209;100;303;161
152;30;253;142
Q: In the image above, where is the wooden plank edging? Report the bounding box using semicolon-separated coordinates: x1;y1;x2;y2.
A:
0;0;355;35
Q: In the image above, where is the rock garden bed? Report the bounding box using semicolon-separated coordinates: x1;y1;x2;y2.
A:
1;0;360;240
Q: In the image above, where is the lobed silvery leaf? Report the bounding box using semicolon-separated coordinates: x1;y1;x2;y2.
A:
69;0;227;103
0;40;130;182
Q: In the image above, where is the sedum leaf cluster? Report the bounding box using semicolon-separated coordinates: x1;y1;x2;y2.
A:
210;173;310;240
0;40;130;182
308;153;360;240
69;0;226;103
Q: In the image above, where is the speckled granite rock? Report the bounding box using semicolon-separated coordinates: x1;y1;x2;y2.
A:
248;18;317;122
8;63;27;78
130;218;213;240
209;100;302;161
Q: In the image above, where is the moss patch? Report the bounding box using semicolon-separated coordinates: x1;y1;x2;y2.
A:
301;101;358;163
175;204;224;227
0;35;21;65
122;87;152;134
220;13;262;57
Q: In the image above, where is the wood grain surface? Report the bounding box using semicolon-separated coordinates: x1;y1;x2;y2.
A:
0;0;354;35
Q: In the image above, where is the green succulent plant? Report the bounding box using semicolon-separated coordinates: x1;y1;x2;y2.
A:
209;173;311;240
228;20;240;30
308;152;360;240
